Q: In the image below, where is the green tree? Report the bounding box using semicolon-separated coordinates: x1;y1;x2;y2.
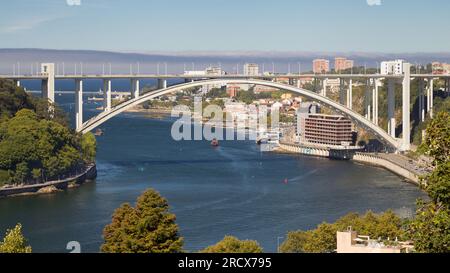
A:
0;224;32;253
80;132;96;163
406;111;450;253
407;201;450;253
279;231;312;253
101;189;183;253
279;211;404;253
200;236;263;253
419;111;450;166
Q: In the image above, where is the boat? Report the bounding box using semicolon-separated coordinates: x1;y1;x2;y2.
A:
94;128;104;136
211;138;219;147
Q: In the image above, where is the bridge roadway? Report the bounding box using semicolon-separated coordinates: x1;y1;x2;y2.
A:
1;73;449;80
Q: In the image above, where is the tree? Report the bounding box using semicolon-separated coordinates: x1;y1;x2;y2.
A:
419;111;450;166
279;231;312;253
279;211;405;253
200;236;263;253
407;201;450;253
101;189;183;253
80;132;96;163
406;111;450;253
0;224;32;253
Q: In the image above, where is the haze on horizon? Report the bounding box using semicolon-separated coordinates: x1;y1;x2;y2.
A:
1;0;450;53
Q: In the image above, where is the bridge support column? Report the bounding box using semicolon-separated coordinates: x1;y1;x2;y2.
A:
321;78;327;97
428;78;434;118
373;79;380;125
365;79;372;120
339;78;345;105
75;79;83;131
289;78;294;86
40;63;55;103
347;79;352;109
387;78;396;138
14;80;21;87
400;63;411;151
103;79;112;111
296;78;301;89
158;79;167;89
419;79;425;122
131;79;140;99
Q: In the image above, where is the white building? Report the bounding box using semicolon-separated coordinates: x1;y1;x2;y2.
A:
381;59;405;75
243;63;260;76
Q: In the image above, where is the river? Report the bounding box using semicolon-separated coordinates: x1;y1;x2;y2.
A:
0;92;426;253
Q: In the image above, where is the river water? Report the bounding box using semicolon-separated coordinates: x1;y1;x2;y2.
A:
0;92;426;253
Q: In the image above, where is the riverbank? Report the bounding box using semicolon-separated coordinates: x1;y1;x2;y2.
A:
276;142;424;185
0;164;97;198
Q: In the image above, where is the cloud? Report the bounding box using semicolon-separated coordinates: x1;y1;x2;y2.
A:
0;16;60;34
66;0;81;6
367;0;382;6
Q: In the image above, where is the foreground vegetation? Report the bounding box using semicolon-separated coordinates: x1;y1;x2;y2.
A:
0;79;96;186
0;224;32;253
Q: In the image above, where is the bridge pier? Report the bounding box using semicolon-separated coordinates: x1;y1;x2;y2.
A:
40;63;55;103
347;79;352;110
373;79;380;126
339;78;345;105
365;79;372;120
419;78;425;122
428;78;434;118
400;63;411;151
158;79;167;89
14;79;21;87
387;78;396;138
103;79;112;111
75;79;83;131
131;79;140;99
321;78;327;97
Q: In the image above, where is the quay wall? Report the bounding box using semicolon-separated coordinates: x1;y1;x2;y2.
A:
278;143;420;185
0;164;97;197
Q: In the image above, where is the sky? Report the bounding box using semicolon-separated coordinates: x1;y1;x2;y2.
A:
1;0;450;53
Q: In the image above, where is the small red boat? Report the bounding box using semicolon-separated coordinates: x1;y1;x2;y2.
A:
211;138;219;147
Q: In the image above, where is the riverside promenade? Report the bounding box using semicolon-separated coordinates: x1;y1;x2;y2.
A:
0;164;97;197
277;142;426;185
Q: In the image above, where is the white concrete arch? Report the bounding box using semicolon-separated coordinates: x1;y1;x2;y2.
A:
80;79;401;150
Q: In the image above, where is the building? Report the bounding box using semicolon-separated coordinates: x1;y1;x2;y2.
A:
336;230;413;253
243;63;259;76
313;59;330;74
432;62;450;75
296;110;354;146
226;85;240;97
335;57;354;72
205;66;224;76
380;59;405;75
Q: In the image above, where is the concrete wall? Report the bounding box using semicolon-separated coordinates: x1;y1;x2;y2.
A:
278;143;420;185
352;153;420;185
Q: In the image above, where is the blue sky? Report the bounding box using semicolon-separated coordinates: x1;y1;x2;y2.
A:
1;0;450;52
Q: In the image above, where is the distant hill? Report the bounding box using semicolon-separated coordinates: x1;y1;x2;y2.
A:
1;48;449;74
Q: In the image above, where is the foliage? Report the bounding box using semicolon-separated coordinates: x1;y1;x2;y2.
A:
279;211;404;253
407;111;450;253
80;132;97;163
419;111;450;166
0;109;85;184
0;79;68;126
200;236;263;253
0;224;32;253
0;80;96;185
407;200;450;253
101;189;183;253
